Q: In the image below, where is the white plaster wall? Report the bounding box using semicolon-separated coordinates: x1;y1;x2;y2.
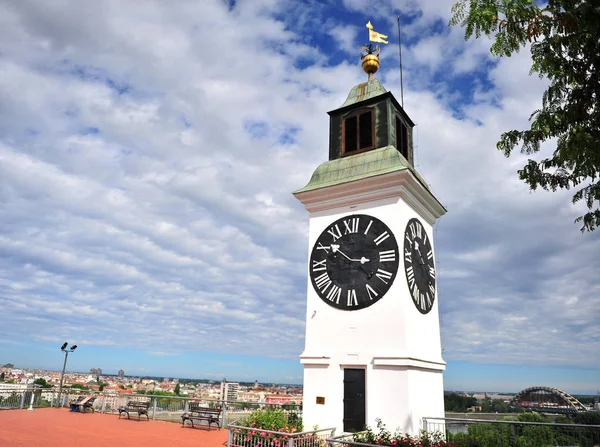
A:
302;364;343;432
303;197;443;364
301;195;445;436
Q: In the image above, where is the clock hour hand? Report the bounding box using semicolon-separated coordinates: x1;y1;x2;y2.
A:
414;241;426;265
331;244;369;264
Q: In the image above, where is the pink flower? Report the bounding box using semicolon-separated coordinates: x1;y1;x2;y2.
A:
261;432;267;437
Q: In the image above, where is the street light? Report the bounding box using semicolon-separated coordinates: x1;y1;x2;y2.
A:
57;342;77;407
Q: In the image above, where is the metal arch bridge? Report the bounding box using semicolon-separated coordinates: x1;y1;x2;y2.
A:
509;386;588;414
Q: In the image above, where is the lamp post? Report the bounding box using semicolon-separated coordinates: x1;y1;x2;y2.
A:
57;342;77;407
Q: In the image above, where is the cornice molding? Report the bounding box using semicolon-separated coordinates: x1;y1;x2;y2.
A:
294;169;446;225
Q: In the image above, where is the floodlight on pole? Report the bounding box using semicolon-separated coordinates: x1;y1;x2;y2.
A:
57;342;78;407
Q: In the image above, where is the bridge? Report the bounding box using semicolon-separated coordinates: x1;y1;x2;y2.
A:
509;386;589;414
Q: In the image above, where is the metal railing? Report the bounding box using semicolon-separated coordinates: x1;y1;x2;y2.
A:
0;385;44;410
423;416;600;447
0;387;301;428
227;424;335;447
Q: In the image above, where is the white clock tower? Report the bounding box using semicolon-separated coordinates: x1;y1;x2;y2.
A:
293;39;446;436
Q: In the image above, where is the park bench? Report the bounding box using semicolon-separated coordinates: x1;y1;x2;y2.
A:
181;403;222;430
69;395;96;413
118;400;151;421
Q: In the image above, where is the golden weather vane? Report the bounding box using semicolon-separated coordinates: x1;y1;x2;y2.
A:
360;21;388;81
366;21;388;44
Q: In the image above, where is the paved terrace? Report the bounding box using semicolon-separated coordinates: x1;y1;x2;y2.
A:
0;408;228;447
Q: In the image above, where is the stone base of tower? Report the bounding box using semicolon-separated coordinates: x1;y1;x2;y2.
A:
301;357;445;436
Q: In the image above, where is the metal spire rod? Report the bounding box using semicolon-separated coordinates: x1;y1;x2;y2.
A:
397;15;404;108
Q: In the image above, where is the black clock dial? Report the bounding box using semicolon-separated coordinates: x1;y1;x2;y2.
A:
309;214;399;311
403;217;436;314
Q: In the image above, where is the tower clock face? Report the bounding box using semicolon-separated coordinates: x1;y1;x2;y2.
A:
309;214;399;311
403;217;436;314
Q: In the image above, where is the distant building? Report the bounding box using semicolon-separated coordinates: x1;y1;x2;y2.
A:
90;368;102;376
221;380;239;402
117;369;125;378
265;394;297;405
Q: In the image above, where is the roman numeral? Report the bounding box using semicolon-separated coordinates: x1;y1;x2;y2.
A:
375;268;393;284
405;234;413;247
326;284;341;304
426;249;433;260
343;217;359;234
429;266;436;279
366;284;378;300
410;221;422;239
346;289;358;307
429;283;435;296
411;283;420;304
327;225;342;241
314;272;332;293
374;231;390;246
316;242;330;253
379;250;396;262
425;292;432;307
406;266;415;288
311;259;327;272
404;248;412;263
364;220;373;235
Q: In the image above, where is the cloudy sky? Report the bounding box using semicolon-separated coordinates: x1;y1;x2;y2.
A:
0;0;598;395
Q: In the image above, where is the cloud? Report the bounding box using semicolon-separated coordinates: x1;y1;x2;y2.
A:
0;0;598;388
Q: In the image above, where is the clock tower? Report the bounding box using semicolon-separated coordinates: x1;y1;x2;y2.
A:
293;26;446;436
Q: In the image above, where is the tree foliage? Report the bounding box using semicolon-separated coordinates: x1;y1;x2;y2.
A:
444;392;478;412
33;378;52;388
573;411;600;425
450;0;600;231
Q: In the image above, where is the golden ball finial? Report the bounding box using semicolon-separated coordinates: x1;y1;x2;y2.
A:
361;53;380;78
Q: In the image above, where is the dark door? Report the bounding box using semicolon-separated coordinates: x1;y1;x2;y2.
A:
343;368;366;432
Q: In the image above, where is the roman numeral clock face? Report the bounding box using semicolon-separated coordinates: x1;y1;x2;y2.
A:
403;218;436;314
309;214;399;311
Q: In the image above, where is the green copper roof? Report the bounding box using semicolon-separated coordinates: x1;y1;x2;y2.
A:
339;79;387;108
295;146;429;194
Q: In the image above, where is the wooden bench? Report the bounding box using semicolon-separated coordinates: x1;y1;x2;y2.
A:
118;400;151;421
72;395;96;413
181;403;221;430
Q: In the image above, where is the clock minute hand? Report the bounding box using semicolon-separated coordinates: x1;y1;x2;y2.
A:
331;244;370;264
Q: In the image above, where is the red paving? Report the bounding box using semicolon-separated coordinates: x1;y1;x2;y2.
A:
0;408;229;447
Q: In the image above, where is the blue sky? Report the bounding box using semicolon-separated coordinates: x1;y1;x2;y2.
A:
0;0;598;395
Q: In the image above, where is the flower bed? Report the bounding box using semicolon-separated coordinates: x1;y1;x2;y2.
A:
349;419;452;447
228;407;333;447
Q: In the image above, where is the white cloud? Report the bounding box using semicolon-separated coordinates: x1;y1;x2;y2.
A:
0;0;598;386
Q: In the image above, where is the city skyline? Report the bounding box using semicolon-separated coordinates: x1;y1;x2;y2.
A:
3;361;599;398
0;1;598;395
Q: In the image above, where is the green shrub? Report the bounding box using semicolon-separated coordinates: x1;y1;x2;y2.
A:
352;419;452;447
232;407;318;447
237;407;302;432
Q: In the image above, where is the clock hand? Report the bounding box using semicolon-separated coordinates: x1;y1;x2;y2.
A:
331;245;370;264
414;241;426;265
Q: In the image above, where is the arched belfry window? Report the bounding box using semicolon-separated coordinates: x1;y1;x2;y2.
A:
342;108;374;156
396;114;409;161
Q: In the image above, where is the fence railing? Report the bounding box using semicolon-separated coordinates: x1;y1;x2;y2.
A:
227;424;335;447
0;387;301;428
0;385;43;410
423;416;600;447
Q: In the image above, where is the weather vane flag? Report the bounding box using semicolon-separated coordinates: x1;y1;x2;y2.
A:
366;21;388;44
361;21;388;81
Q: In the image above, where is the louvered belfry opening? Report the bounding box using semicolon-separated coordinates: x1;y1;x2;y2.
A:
343;109;374;155
396;114;409;161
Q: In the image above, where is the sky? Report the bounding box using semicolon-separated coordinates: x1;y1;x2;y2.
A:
0;0;598;396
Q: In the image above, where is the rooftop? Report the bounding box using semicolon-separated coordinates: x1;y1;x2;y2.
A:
0;408;228;447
